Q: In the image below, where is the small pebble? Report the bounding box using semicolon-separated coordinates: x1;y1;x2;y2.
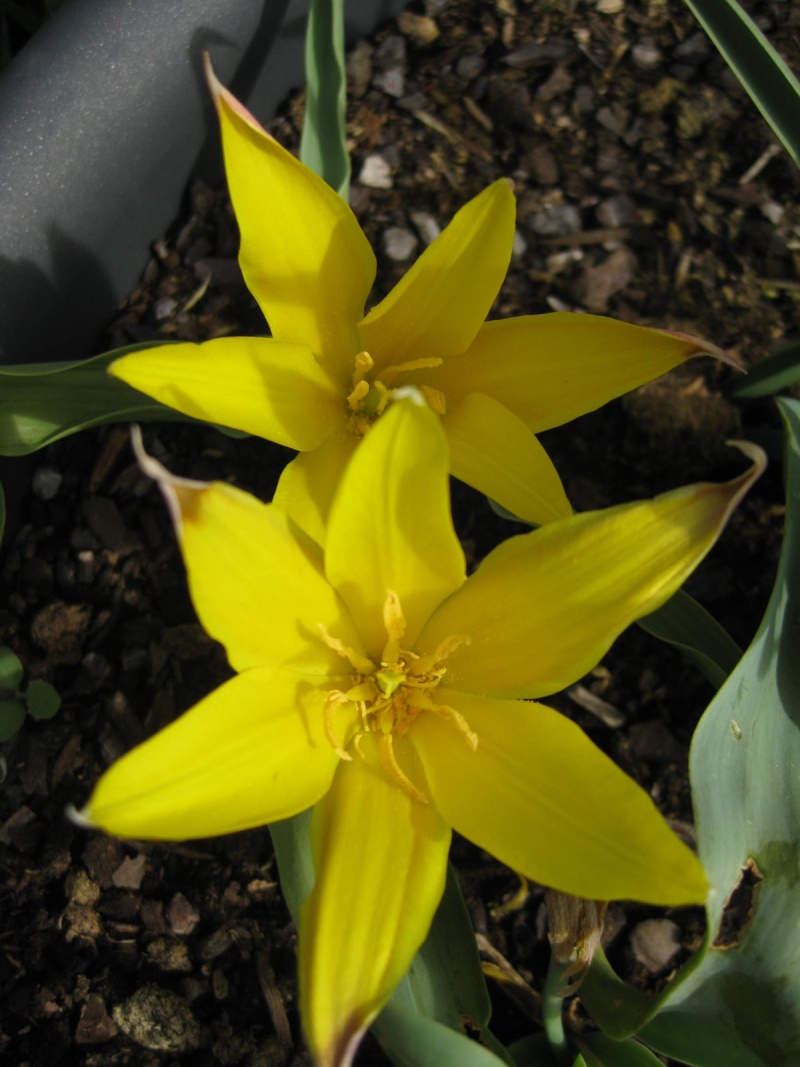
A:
168;892;201;936
512;230;528;260
154;297;177;321
597;0;623;12
383;227;419;262
630;919;682;972
410;210;441;246
632;42;662;70
398;11;439;44
456;54;485;81
113;985;202;1053
529;203;581;237
597;195;640;228
32;466;63;501
358;153;393;190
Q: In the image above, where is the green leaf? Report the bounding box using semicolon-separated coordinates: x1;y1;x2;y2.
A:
25;679;61;720
374;1001;508;1067
728;337;800;399
300;0;350;198
507;1033;559;1067
577;1033;666;1067
0;647;23;690
684;0;800;168
269;808;315;923
637;589;742;690
0;342;198;456
0;699;26;741
633;396;800;1066
402;864;493;1031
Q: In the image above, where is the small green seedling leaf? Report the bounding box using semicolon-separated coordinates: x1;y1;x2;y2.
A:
0;699;26;741
25;679;61;720
0;647;23;690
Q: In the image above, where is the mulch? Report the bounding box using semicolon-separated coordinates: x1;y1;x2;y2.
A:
1;0;797;1063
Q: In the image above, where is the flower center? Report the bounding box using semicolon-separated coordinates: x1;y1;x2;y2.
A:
319;590;474;801
345;351;447;437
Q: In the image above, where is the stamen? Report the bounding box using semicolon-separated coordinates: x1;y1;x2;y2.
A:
381;590;406;663
323;691;353;761
346;379;370;412
411;634;470;675
379;357;443;386
318;624;375;674
352;350;374;383
378;735;429;803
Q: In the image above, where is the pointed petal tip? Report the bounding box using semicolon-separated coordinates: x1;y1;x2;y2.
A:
202;51;269;134
129;426;208;534
66;802;96;831
662;328;745;371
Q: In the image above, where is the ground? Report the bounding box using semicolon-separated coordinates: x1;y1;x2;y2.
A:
1;0;798;1064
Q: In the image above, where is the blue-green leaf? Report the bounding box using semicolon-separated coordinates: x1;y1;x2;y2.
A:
685;0;800;168
374;1001;507;1067
578;1033;667;1067
634;397;800;1066
300;0;350;198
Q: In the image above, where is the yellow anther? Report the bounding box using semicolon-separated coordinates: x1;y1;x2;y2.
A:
318;624;375;674
346;379;370;413
353;350;374;382
378;735;429;804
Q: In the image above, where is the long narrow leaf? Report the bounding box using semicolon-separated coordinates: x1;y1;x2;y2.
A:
300;0;350;197
0;343;196;456
637;589;742;690
635;397;800;1065
685;0;800;168
374;1002;507;1067
727;337;800;399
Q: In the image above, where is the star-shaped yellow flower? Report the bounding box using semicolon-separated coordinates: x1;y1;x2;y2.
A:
108;61;729;545
77;395;762;1067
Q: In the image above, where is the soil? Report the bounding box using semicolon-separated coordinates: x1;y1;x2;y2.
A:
1;1;797;1064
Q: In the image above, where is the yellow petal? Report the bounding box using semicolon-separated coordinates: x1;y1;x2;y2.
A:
300;734;451;1067
81;667;350;839
412;690;708;905
136;443;363;674
417;445;765;698
359;180;515;370
443;392;572;526
325;395;465;659
207;60;375;382
273;428;358;547
415;313;726;431
111;337;343;449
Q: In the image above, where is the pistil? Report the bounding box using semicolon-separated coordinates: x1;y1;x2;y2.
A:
319;590;474;801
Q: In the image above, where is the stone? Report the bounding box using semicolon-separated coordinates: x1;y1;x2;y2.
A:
113;985;202;1053
409;210;441;246
383;227;419;262
630;919;682;972
358;153;393;190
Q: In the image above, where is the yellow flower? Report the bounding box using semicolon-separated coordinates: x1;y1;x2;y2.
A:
77;395;763;1067
109;61;729;545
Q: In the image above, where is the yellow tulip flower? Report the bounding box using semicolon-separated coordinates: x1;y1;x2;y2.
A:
109;61;730;545
77;395;762;1067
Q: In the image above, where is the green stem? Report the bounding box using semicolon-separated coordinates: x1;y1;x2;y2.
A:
542;952;570;1065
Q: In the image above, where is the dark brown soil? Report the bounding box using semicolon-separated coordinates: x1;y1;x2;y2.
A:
1;1;796;1064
